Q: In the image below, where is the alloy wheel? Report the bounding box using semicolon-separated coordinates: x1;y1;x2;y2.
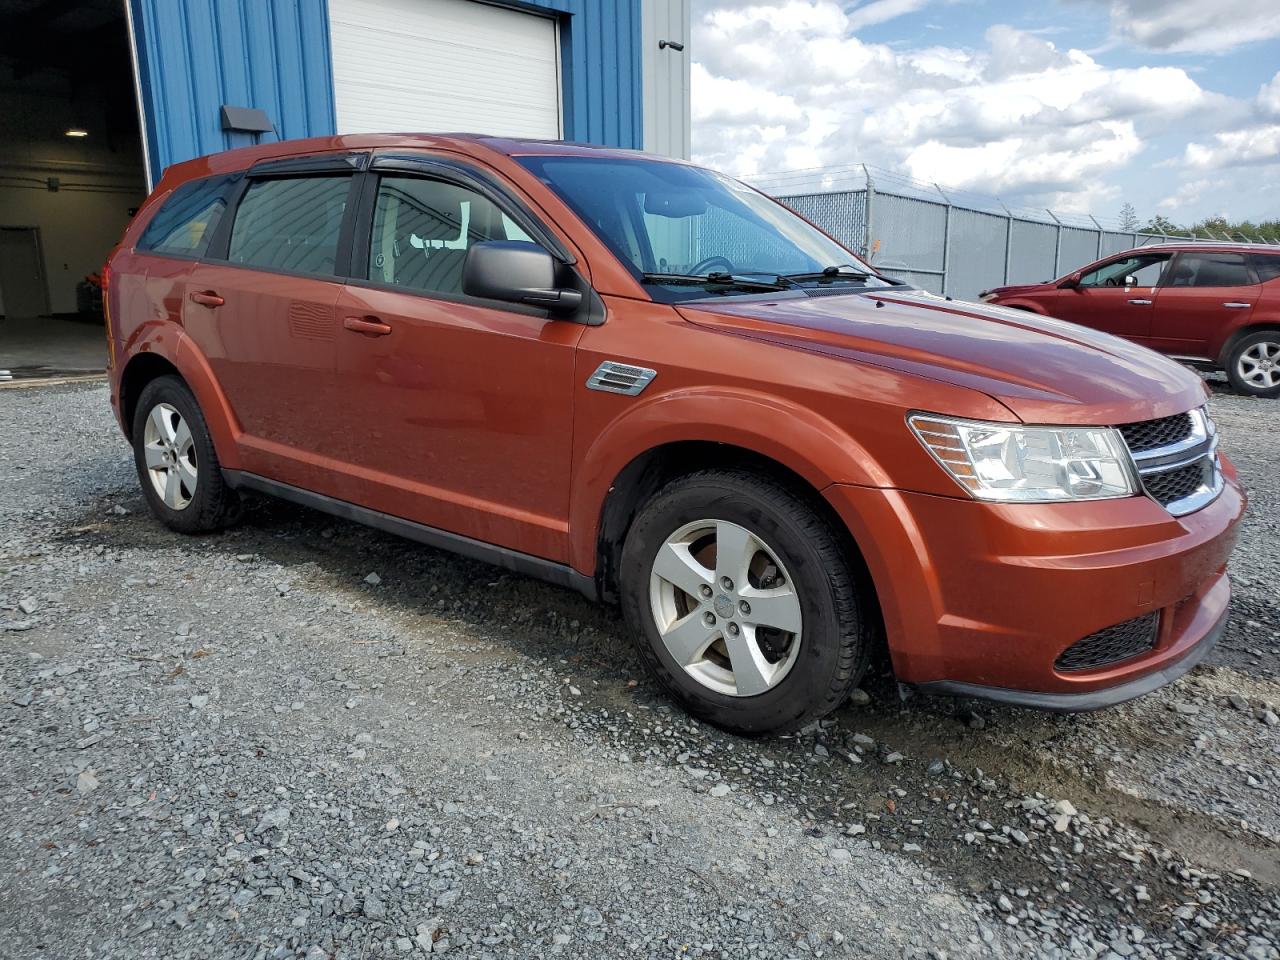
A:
648;519;803;697
1238;340;1280;390
142;402;198;510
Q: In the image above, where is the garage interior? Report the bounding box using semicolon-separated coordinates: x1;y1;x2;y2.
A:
0;0;147;381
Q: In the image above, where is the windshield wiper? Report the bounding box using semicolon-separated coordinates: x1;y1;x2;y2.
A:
640;272;788;292
777;265;873;284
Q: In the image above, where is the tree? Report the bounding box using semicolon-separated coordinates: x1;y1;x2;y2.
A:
1141;215;1187;238
1119;203;1139;232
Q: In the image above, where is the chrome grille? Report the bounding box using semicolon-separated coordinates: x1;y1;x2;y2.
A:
1119;407;1222;517
1055;613;1159;673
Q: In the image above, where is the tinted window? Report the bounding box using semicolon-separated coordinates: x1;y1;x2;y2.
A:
1252;254;1280;282
138;175;236;257
1167;252;1254;288
228;176;351;275
1079;253;1170;287
367;175;533;295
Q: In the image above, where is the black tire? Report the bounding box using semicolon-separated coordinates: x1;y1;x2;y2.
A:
1225;330;1280;398
619;468;872;736
131;375;241;533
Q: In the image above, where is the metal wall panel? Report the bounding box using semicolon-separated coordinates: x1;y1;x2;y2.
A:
130;0;646;185
642;0;691;158
130;0;337;183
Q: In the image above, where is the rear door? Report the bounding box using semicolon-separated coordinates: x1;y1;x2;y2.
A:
1049;252;1172;341
182;156;364;485
1150;251;1260;358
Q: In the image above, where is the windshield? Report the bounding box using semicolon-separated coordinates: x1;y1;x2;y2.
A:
516;155;890;301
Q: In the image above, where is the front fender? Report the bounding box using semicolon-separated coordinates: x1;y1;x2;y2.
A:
120;323;245;470
567;386;888;573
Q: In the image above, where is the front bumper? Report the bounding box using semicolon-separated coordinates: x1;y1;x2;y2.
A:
825;463;1245;708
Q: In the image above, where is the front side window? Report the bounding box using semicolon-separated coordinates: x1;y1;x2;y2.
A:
138;175;237;257
1078;253;1170;288
1167;252;1255;288
517;155;887;301
366;175;533;295
228;175;352;275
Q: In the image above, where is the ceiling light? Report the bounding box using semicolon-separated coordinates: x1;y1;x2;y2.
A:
65;129;88;138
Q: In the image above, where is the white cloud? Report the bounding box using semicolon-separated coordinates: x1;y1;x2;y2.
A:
691;6;1228;207
1184;125;1280;171
1098;0;1280;54
845;0;932;32
1259;72;1280;117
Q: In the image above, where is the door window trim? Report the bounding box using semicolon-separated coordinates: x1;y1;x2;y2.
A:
343;158;599;322
201;169;364;281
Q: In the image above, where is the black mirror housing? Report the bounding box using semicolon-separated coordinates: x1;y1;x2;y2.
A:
463;241;583;315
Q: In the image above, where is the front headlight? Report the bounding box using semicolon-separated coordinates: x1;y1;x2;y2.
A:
979;292;998;302
909;414;1137;502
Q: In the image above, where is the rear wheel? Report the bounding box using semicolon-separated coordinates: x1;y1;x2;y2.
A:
1226;330;1280;398
131;376;240;533
619;469;871;736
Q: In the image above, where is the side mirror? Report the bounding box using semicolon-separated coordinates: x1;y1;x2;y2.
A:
1059;272;1081;289
462;241;583;315
1123;274;1137;287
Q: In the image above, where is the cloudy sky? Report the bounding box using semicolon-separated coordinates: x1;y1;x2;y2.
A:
690;0;1280;226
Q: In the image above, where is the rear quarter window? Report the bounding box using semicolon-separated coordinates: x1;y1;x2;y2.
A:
137;175;238;257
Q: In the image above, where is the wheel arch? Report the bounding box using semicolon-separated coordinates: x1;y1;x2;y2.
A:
1216;321;1280;369
117;332;242;466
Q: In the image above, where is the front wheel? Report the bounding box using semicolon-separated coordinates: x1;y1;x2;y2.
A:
619;469;872;736
1226;331;1280;398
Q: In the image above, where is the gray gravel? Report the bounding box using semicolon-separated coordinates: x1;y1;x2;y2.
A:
1;380;1277;960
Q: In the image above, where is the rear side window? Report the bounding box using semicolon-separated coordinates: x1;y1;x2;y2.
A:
1167;252;1254;287
138;175;236;257
1252;254;1280;282
367;175;533;295
228;176;352;276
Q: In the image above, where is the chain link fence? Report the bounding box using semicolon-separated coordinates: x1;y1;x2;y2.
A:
758;168;1276;301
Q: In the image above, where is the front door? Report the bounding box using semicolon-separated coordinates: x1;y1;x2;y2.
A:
1151;251;1260;358
0;227;49;317
182;172;357;487
332;166;583;562
1051;251;1172;342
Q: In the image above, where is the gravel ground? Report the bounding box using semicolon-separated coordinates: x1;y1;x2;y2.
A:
1;380;1277;960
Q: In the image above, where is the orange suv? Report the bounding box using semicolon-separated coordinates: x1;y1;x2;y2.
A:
104;135;1245;734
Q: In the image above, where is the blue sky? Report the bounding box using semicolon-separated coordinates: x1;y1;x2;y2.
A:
690;0;1280;228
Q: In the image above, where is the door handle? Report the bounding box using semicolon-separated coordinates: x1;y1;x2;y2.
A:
343;315;393;336
189;291;225;307
1223;302;1251;309
1127;298;1152;305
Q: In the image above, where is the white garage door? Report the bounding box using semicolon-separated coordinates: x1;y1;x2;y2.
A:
329;0;561;139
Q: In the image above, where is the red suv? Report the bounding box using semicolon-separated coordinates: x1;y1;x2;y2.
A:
982;243;1280;397
104;135;1244;734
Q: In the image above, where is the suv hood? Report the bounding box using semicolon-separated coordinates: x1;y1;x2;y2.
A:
678;289;1207;424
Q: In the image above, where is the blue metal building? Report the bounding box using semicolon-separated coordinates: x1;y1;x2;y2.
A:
125;0;690;187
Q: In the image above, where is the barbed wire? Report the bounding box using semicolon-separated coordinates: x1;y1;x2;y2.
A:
743;162;1133;231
